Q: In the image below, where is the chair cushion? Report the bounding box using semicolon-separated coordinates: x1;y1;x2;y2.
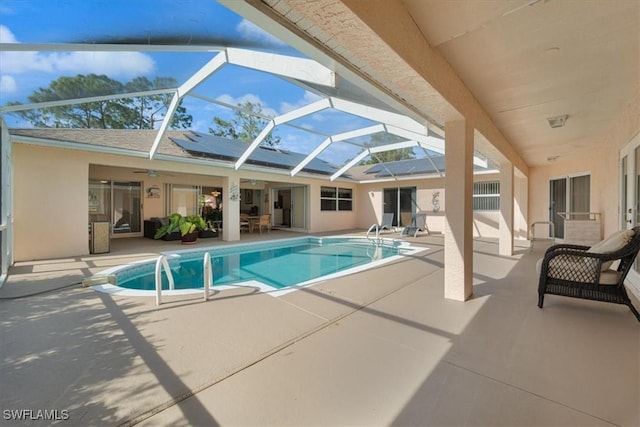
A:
587;229;635;270
599;270;622;285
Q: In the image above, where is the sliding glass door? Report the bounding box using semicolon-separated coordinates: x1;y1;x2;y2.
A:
272;186;307;229
383;187;416;227
112;182;141;234
549;175;590;239
291;186;306;229
166;184;200;217
89;180;142;236
620;133;640;294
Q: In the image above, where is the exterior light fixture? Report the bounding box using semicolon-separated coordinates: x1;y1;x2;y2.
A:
547;114;569;128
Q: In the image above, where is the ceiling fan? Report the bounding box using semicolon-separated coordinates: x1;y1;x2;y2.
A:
132;169;174;177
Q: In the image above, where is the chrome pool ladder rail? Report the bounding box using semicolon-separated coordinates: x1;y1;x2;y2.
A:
155;255;175;306
367;223;383;245
366;243;383;261
203;252;213;301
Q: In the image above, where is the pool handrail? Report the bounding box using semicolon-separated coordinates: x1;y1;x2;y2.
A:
367;224;380;242
155;255;175;306
203;252;213;301
367;223;385;246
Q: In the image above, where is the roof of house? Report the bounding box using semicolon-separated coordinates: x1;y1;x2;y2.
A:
9;128;350;179
171;132;343;176
9;128;497;181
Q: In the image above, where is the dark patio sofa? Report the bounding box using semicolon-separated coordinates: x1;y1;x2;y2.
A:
143;217;181;241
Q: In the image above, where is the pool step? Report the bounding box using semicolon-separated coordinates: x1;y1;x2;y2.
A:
81;274;116;287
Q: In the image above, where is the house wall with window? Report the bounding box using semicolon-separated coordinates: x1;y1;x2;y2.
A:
533;92;640;240
529;147;619;241
528;107;640;241
14;133;536;262
309;183;358;232
357;173;528;239
12;141;362;261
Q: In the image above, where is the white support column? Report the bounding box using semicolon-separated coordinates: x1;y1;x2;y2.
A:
499;162;514;256
222;174;241;242
444;120;474;301
514;170;528;240
0;121;12;280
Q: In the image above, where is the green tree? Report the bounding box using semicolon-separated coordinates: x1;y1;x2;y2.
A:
209;101;281;146
358;133;416;165
123;76;192;129
8;74;192;129
22;74;128;128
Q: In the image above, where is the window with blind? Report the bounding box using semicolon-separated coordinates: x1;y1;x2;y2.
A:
321;186;353;211
473;181;500;211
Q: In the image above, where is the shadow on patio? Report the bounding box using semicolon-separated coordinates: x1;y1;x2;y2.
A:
0;235;637;425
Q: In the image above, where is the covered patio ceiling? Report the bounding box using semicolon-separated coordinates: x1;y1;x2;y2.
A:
225;0;639;170
0;1;494;183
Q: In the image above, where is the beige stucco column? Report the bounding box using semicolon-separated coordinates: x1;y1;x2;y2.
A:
222;173;241;242
499;162;514;256
444;120;474;301
514;170;528;240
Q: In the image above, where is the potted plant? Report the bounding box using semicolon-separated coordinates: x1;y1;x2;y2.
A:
153;213;182;240
180;214;206;244
153;213;206;244
200;206;219;238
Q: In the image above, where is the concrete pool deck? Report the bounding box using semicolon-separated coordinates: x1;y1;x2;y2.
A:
1;231;638;426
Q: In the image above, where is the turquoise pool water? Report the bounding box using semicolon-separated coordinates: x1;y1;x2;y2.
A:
90;237;421;297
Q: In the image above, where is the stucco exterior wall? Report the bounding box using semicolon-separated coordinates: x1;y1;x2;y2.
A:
308;182;358;232
528;147;615;239
529;93;639;240
13;142;361;260
356;173;527;239
14;144;89;261
89;164;226;222
14;140;531;261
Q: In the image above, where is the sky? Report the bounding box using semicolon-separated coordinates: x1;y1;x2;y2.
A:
0;0;431;165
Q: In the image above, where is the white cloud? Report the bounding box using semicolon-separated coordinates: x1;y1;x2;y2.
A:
190;119;209;133
0;26;156;77
216;93;278;118
237;19;286;47
50;51;155;77
0;75;17;93
0;25;18;42
280;132;322;154
280;90;322;114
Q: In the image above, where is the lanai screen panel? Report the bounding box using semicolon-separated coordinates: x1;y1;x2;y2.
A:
1;0;480;182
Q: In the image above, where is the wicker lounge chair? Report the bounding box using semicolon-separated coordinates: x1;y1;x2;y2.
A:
537;226;640;321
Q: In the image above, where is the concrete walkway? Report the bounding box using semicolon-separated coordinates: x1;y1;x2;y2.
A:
1;234;638;426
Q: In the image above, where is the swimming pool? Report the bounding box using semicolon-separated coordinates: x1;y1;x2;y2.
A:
89;236;423;297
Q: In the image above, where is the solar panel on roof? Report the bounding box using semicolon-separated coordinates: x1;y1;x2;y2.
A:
364;157;446;177
170;133;347;177
362;155;496;177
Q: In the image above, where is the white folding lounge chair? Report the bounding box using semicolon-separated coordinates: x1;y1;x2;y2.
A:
412;212;430;237
380;213;394;232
